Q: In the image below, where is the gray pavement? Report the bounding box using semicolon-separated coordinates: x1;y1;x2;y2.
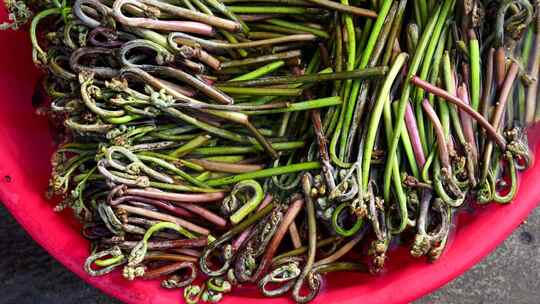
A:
0;203;538;304
417;206;540;304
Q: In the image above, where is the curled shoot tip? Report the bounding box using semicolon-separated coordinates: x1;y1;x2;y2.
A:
222;179;264;224
84;246;125;277
124;221;195;279
184;284;204;304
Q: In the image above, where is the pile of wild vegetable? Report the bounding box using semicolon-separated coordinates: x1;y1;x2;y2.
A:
2;0;539;302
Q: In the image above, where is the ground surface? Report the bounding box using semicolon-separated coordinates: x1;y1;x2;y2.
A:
0;204;538;304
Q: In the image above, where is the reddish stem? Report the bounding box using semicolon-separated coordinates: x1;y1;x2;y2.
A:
405;101;426;168
251;198;304;282
422;99;451;170
109;195;192;217
457;84;478;162
410;76;506;149
170;248;201;257
112;0;215;36
172;202;227;227
490;62;520;129
117;204;210;235
288;221;302;249
188;159;264;173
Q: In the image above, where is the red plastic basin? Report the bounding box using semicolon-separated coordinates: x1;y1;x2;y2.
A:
1;15;539;304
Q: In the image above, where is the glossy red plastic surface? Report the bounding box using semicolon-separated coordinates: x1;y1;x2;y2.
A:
1;15;539;304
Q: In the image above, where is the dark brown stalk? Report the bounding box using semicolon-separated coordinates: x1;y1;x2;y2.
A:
480;48;495;121
314;226;367;266
250;198;304;282
310;109;336;191
107;237;208;250
70;47;119;78
292;174;318;303
481;62;520;181
494;47;506;90
127;217;161;227
144;253;198;263
489;62;520;130
142;261;196;280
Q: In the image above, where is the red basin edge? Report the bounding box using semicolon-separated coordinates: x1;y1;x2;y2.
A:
1;15;539;304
